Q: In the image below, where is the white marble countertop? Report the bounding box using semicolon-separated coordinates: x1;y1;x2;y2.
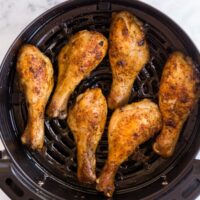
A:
0;0;200;199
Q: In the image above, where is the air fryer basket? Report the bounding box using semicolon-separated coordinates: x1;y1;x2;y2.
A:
0;0;200;200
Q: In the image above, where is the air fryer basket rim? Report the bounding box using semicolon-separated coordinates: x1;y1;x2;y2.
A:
0;0;200;200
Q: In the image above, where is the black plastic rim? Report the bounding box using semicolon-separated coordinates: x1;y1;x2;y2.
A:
0;0;200;200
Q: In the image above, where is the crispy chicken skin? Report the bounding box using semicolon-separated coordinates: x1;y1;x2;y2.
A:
67;88;107;183
96;99;162;197
17;44;54;150
47;30;108;119
108;11;150;109
153;52;199;157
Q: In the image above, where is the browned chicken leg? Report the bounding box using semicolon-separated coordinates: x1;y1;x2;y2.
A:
153;52;199;157
17;44;54;150
47;30;108;119
96;99;162;197
108;11;150;109
67;88;107;183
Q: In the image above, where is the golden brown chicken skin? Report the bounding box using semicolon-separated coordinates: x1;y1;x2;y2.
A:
17;44;54;150
153;52;199;157
47;30;108;119
67;88;107;184
108;11;150;109
96;99;162;197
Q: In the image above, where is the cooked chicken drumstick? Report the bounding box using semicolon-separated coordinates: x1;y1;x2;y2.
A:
17;44;54;150
47;30;108;119
68;88;107;183
108;11;150;109
153;52;199;157
96;99;162;197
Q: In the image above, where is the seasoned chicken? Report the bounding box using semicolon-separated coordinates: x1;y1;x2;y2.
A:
47;30;108;119
17;44;54;150
153;52;199;157
96;99;162;197
108;11;150;109
67;88;107;183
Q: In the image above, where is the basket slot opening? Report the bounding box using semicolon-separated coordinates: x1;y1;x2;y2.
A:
5;178;24;197
46;149;65;165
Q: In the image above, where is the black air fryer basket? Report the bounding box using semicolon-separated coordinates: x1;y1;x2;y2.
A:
0;0;200;200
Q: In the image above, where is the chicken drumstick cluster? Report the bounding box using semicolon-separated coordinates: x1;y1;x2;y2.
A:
16;10;199;198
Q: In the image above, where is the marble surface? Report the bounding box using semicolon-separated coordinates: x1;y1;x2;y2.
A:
0;0;200;199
